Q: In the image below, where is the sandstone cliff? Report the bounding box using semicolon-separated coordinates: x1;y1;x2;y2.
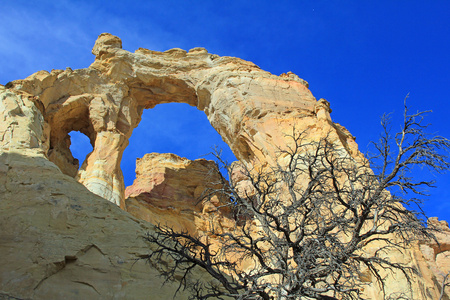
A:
0;33;448;299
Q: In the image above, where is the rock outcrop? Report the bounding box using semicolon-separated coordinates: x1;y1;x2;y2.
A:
0;33;448;299
124;152;235;236
420;218;450;298
5;33;357;207
0;89;195;299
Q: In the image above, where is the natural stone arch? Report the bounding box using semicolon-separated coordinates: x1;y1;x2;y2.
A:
3;33;448;299
45;94;95;177
7;33;358;208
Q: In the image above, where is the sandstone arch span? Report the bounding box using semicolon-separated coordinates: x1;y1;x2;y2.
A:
6;33;355;207
2;33;449;299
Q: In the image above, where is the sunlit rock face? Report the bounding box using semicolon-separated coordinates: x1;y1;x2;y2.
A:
0;33;448;299
0;86;196;299
8;33;353;206
124;152;236;236
420;218;450;296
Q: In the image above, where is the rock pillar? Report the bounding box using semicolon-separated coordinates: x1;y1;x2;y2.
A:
77;131;128;208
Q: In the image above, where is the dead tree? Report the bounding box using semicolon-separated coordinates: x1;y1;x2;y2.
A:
143;98;450;299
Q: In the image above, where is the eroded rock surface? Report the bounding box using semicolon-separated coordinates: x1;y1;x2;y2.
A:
0;90;195;299
125;153;235;236
0;33;448;299
6;33;349;206
419;218;450;298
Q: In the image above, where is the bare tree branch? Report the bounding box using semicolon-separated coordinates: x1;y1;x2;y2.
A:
142;98;449;299
439;272;450;300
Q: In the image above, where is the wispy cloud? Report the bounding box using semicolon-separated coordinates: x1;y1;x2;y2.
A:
0;0;173;83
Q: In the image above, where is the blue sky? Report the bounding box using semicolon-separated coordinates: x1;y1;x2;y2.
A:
1;1;449;222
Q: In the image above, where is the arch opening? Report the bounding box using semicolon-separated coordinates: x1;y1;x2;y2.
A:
122;102;237;188
69;131;94;171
